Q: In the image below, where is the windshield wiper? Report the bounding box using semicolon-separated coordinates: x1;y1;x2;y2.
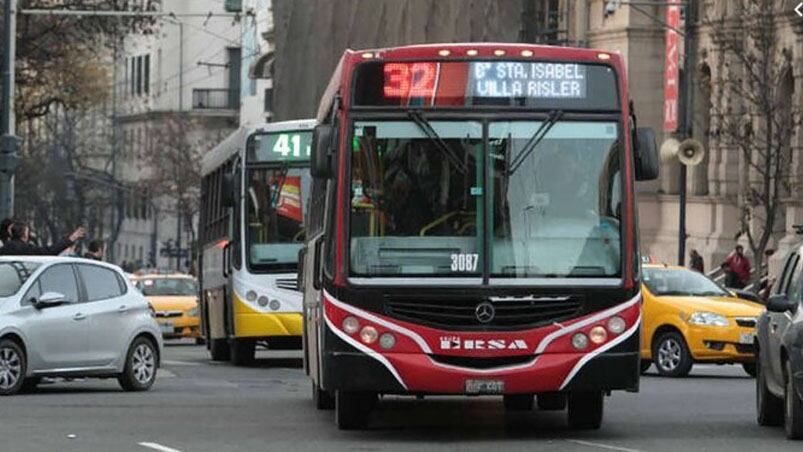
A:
407;110;467;174
507;110;564;176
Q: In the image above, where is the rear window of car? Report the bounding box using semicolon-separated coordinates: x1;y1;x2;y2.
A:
136;278;197;296
0;262;41;297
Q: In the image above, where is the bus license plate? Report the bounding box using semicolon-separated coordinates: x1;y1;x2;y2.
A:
160;322;174;334
465;379;504;395
739;333;754;345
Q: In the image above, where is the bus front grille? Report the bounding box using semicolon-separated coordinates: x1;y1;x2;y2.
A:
384;295;583;330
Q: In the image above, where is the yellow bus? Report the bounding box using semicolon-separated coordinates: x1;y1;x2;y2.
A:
199;120;314;365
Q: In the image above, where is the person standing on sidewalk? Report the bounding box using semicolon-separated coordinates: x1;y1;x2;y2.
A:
723;245;751;289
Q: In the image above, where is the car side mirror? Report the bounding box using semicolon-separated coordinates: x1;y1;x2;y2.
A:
634;127;660;181
311;124;334;179
766;294;798;313
33;292;67;309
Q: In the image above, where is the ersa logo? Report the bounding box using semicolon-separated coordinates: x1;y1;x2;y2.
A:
439;336;528;351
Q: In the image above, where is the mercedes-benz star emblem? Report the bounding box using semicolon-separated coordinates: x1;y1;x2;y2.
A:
475;302;495;324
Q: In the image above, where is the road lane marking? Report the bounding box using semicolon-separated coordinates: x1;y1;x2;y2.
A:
162;360;200;366
138;442;184;452
566;439;645;452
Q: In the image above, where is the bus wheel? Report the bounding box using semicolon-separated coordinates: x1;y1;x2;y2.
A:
230;339;255;366
209;338;230;361
537;392;567;411
313;383;335;410
567;391;604;430
503;394;533;411
335;391;375;430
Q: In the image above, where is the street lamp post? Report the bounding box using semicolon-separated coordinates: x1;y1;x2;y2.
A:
1;0;21;219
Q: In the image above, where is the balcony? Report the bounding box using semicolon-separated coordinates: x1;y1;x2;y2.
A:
192;89;237;110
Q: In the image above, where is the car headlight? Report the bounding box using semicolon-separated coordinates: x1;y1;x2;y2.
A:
187;306;199;317
688;311;729;327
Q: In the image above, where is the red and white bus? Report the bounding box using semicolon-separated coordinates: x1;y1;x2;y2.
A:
300;43;659;430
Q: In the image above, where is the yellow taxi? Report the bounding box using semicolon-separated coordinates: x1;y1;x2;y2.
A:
640;264;764;377
132;273;201;343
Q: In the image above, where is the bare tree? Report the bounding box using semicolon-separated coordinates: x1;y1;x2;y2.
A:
706;0;799;286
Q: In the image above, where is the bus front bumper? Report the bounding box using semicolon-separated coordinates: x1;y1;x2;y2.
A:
322;329;640;395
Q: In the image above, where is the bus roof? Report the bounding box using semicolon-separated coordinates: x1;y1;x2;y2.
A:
201;119;317;176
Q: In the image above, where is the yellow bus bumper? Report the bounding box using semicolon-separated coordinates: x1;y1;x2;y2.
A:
233;295;303;338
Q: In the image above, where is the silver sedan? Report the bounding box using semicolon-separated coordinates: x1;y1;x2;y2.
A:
0;257;163;395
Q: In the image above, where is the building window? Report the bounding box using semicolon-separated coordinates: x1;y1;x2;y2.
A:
264;87;273;113
130;58;136;96
136;56;143;95
144;54;150;94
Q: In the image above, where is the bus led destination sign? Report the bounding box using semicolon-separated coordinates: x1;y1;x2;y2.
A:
470;62;587;99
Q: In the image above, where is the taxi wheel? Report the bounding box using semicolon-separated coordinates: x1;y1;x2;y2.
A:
652;332;693;377
567;391;603;430
756;358;783;426
784;361;803;439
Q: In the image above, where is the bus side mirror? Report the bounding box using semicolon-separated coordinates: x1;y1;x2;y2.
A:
311;124;334;179
767;294;798;313
221;173;235;207
634;127;660;181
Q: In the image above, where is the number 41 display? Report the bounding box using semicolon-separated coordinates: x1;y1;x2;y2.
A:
273;134;310;158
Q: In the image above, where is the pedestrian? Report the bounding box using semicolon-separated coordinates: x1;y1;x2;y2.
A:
0;222;86;256
83;239;105;261
0;218;14;246
722;244;751;289
689;249;704;273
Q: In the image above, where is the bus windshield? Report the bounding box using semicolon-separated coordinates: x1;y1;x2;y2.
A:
348;119;622;278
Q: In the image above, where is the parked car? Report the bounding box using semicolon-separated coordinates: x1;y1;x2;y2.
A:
756;245;803;439
0;257;162;396
131;273;201;342
640;264;764;377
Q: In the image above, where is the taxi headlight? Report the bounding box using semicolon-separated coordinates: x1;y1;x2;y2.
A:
688;311;729;327
187;306;199;317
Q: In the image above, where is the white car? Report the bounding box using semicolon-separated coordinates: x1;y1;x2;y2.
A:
0;256;163;395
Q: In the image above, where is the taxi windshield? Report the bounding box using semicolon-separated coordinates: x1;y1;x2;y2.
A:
642;267;728;297
137;278;198;297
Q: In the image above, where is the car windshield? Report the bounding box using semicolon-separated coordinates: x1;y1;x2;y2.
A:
349;120;483;276
642;267;728;297
0;262;40;297
348;119;622;278
137;278;198;296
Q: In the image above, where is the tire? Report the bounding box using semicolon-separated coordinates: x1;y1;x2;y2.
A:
640;360;652;374
537;392;567;411
313;383;335;410
230;339;255;366
785;361;803;439
335;391;375;430
743;362;757;378
652;331;693;377
567;391;604;430
118;337;158;392
209;338;230;361
503;394;534;411
756;359;783;426
0;339;26;396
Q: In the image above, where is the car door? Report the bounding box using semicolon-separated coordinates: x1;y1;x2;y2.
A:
769;253;801;387
75;264;131;368
19;264;89;371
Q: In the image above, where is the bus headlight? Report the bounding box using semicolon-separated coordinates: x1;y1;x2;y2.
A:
379;333;396;350
607;316;626;334
342;316;360;334
269;299;281;311
589;326;608;344
571;333;589;350
246;291;257;302
257;296;269;307
688;312;729;327
360;326;378;344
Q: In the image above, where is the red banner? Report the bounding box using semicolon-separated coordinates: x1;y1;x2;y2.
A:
663;0;681;132
274;176;303;223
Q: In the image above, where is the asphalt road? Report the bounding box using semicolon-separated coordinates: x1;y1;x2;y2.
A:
0;341;798;452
